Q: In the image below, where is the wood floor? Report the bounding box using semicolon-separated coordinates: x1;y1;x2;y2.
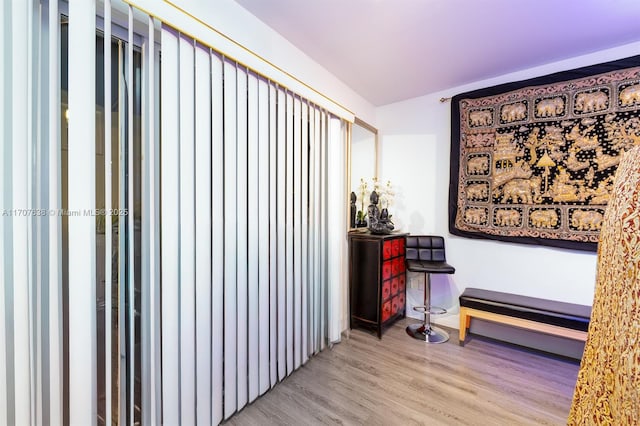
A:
224;318;581;426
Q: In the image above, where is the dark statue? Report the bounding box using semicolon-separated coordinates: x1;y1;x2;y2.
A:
367;190;394;234
350;191;357;228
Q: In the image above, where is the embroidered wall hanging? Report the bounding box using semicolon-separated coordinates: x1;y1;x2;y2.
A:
449;56;640;251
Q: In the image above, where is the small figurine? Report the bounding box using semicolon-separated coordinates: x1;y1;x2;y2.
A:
350;191;357;229
367;190;394;234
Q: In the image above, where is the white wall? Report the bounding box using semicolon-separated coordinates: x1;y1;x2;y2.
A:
377;42;640;329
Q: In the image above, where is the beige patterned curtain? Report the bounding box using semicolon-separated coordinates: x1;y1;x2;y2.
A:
568;146;640;424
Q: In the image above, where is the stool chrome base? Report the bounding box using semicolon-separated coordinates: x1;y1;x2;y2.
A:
406;323;449;344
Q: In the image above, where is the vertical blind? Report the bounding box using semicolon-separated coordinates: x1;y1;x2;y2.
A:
0;1;163;424
160;25;346;424
1;1;65;425
0;1;348;424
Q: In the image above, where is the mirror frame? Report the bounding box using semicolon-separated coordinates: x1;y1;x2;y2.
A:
347;117;379;230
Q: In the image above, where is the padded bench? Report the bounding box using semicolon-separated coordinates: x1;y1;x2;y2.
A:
459;288;591;346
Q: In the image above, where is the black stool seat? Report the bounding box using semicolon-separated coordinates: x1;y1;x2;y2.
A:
406;260;455;274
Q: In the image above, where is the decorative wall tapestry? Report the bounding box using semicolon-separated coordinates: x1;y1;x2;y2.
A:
449;56;640;251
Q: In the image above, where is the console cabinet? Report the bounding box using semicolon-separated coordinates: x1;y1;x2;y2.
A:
349;232;407;338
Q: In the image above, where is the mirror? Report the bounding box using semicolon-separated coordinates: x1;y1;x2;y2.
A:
349;118;378;229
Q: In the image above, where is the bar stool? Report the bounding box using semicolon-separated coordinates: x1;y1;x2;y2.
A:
405;236;455;343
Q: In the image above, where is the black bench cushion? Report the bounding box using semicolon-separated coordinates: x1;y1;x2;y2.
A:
459;287;592;332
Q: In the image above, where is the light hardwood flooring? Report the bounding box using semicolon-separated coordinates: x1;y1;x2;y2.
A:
225;318;580;426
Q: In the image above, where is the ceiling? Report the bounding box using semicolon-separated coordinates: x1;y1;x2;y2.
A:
233;0;640;106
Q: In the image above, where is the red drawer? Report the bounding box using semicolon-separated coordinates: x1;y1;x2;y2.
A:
398;294;405;311
391;277;399;296
398;275;406;292
391;296;399;315
382;280;391;300
390;257;404;276
382;261;392;280
389;238;401;257
382;300;391;322
383;240;393;260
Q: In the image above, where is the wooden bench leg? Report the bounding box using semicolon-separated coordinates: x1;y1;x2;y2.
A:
459;307;470;346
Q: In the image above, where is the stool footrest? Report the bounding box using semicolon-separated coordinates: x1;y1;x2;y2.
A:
413;305;446;315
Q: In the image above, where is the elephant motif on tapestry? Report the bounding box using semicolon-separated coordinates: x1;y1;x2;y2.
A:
529;209;559;228
466;183;489;201
466;156;490;175
571;209;604;231
464;208;487;225
574;90;609;113
500;177;542;204
495;209;520;227
535;97;565;118
619;84;640;107
469;109;493;127
500;102;527;123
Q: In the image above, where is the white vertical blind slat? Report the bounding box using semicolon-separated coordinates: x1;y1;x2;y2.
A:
268;82;278;387
247;71;260;403
151;31;163;426
31;3;43;422
12;1;31;423
210;49;225;426
103;2;113;426
307;106;316;356
257;77;270;395
236;65;249;411
126;9;136;424
319;111;327;352
223;58;238;419
141;14;162;426
140;35;151;425
47;0;64;415
178;34;196;426
301;101;309;363
276;87;287;381
313;107;322;354
148;20;162;425
307;106;316;355
328;118;346;343
293;96;302;370
285;91;294;375
0;2;11;424
194;42;212;426
160;25;180;426
68;1;97;424
117;39;128;424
